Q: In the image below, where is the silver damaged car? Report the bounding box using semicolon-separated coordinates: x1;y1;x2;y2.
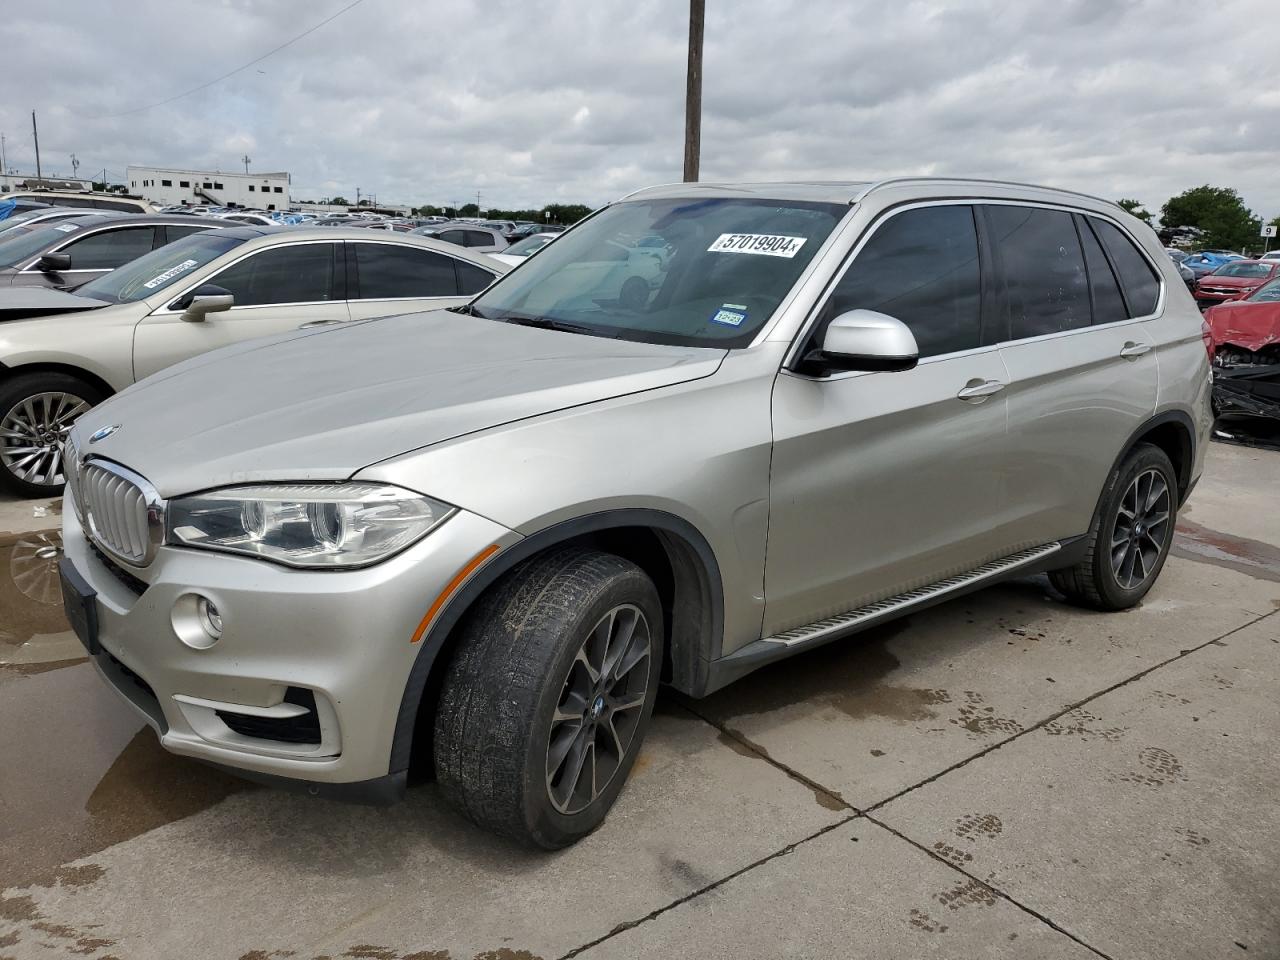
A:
60;178;1212;847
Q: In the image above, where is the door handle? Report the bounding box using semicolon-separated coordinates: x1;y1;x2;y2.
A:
1119;341;1152;359
956;379;1006;402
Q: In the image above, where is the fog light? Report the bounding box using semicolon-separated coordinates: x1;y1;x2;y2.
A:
172;593;223;650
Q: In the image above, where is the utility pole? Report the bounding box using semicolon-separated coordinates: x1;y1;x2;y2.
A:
476;191;481;215
683;0;704;182
0;133;6;178
31;110;42;180
356;186;361;207
70;153;79;181
242;154;251;174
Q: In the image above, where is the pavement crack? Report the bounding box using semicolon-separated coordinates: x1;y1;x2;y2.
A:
556;815;857;960
864;607;1278;815
864;814;1118;960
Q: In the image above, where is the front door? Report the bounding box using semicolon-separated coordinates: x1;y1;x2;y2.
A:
132;240;348;381
764;203;1013;636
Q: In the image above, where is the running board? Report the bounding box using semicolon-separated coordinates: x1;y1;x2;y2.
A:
705;542;1062;694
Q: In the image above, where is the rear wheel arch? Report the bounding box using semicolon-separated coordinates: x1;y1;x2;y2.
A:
1123;411;1196;504
390;509;724;778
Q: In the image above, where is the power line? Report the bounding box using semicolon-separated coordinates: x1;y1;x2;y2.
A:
90;0;366;120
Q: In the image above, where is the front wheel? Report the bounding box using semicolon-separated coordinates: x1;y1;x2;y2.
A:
1049;443;1178;611
0;373;104;498
434;548;663;848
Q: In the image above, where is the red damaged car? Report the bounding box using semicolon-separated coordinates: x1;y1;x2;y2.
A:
1194;259;1280;308
1205;277;1280;366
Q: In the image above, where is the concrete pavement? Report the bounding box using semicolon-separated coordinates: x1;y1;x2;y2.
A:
0;442;1276;959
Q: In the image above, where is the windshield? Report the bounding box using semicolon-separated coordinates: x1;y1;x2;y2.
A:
1248;278;1280;302
0;221;91;268
1213;262;1272;278
471;197;845;347
504;234;554;257
76;232;246;303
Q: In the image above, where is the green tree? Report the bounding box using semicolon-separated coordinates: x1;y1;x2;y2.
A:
329;195;349;206
1116;198;1152;223
1160;185;1258;251
458;203;480;217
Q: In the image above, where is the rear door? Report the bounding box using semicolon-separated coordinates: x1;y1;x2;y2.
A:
765;203;1014;635
345;240;498;319
132;240;347;379
991;204;1160;546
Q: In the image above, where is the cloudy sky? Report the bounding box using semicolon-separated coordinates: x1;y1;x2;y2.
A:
4;0;1278;219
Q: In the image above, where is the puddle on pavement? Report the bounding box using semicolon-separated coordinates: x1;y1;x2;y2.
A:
1173;519;1280;584
0;533;250;892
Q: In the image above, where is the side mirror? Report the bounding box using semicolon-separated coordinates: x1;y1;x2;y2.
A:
37;252;72;273
177;283;234;322
803;309;919;374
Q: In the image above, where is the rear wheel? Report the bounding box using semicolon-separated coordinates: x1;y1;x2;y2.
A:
1049;443;1178;611
433;548;663;848
0;373;104;498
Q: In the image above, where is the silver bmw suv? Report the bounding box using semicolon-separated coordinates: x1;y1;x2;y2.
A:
59;178;1212;848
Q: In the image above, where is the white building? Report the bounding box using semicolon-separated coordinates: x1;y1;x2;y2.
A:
126;165;291;209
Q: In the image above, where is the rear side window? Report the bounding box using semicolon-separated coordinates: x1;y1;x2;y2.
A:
464;230;493;248
987;205;1089;339
456;260;497;295
354;243;458;298
1091;218;1160;317
826;204;982;358
165;224;214;242
437;230;466;245
1076;216;1127;326
62;226;156;270
210;243;336;306
92;199;141;213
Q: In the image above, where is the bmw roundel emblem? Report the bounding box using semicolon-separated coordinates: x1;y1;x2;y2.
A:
89;424;121;444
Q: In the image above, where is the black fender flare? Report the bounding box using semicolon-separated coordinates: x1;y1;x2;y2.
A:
386;508;724;774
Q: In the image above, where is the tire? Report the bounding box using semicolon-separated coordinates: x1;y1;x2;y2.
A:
1049;443;1179;611
434;547;664;848
0;373;105;498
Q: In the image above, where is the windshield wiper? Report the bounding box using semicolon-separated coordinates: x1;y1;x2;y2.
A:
495;314;614;337
446;303;488;318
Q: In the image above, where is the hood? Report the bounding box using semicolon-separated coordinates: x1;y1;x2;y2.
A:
0;285;110;322
1199;274;1266;289
1207;301;1280;353
72;310;725;497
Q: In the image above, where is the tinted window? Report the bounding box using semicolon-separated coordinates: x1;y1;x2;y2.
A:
456;260;497;295
1092;219;1160;317
51;195;94;209
1077;217;1127;326
826;204;982;358
91;199;140;212
354;243;458;298
437;230;466;245
987;205;1089;339
63;226;156;270
210;243;335;306
465;231;493;248
165;224;213;241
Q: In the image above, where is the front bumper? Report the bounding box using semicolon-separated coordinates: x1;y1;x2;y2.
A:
62;489;518;789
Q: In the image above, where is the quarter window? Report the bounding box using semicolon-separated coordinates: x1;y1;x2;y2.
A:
1091;218;1160;317
61;227;156;270
825;204;982;358
987;205;1089;339
354;243;458;298
1076;216;1127;326
456;259;497;295
209;243;336;306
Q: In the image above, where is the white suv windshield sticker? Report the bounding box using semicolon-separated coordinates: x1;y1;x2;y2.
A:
54;223;80;233
707;233;806;258
143;259;199;289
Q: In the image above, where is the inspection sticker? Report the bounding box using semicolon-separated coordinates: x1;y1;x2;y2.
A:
707;233;806;258
710;303;748;327
142;259;199;289
54;222;80;232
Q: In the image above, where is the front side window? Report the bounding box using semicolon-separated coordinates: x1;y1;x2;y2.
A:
61;226;156;270
76;232;248;303
1091;218;1160;316
472;196;844;347
209;243;336;306
354;243;458;298
824;204;982;357
457;259;497;295
988;205;1089;339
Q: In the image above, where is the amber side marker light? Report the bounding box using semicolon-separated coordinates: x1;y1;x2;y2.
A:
411;544;501;643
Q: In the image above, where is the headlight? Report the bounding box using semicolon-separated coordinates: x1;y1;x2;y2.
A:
167;482;453;568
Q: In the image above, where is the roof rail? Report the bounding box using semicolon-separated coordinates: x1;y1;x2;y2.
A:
851;176;1119;209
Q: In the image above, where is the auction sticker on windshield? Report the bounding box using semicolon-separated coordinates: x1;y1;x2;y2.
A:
54;223;80;232
143;259;199;289
707;233;807;258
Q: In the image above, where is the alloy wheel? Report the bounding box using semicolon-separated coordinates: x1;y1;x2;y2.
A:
546;603;652;815
1111;467;1172;590
0;392;89;487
